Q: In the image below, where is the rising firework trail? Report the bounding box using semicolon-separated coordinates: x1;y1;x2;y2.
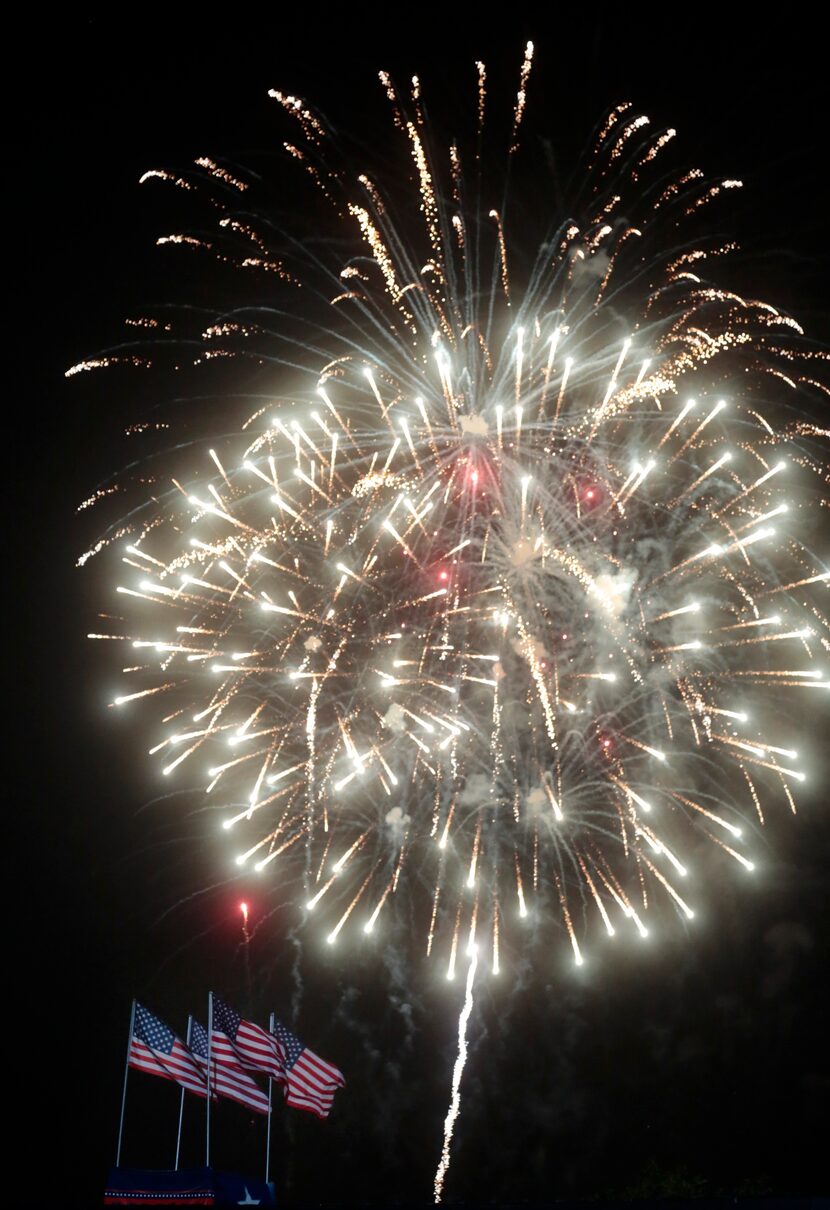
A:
74;43;828;1198
434;946;478;1202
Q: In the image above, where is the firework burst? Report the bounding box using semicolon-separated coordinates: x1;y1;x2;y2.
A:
77;48;828;988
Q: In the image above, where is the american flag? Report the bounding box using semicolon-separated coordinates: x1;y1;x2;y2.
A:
191;1018;269;1116
128;1003;207;1098
271;1016;345;1120
210;996;283;1082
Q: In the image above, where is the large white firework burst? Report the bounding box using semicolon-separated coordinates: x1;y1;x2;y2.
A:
76;46;828;982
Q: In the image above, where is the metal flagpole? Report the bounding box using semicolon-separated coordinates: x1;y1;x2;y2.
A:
116;999;137;1167
175;1016;193;1170
265;1012;275;1183
206;993;213;1168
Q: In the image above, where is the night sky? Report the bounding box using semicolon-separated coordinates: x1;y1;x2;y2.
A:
19;11;829;1208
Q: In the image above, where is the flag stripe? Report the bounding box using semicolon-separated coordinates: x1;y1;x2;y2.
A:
128;1007;207;1099
193;1014;270;1116
196;1054;270;1115
128;1040;206;1095
211;1003;285;1081
271;1012;345;1119
208;996;344;1120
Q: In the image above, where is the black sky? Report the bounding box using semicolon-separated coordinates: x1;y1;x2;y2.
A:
17;10;829;1208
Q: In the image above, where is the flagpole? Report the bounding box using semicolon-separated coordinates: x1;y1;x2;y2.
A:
265;1012;274;1184
175;1015;193;1170
206;993;213;1169
115;999;137;1167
